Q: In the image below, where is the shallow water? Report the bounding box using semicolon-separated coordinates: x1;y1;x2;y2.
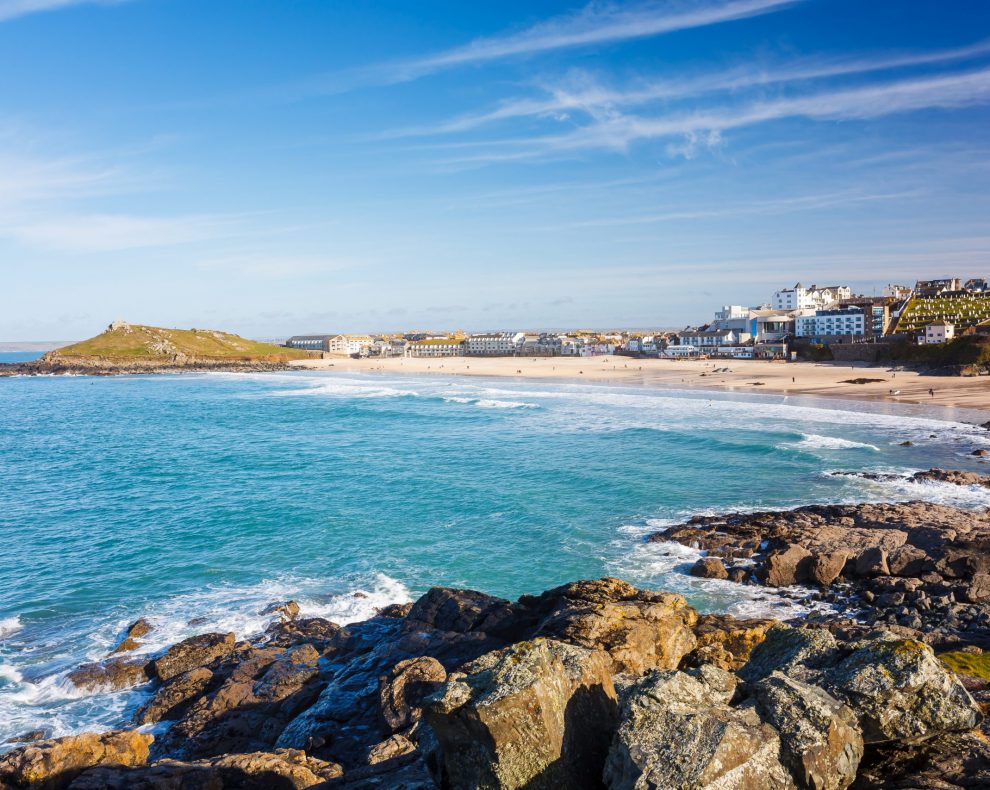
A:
1;370;988;743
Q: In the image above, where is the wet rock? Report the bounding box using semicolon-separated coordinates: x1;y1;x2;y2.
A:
691;556;729;579
70;749;342;789
152;632;236;681
604;669;794;790
379;656;447;732
136;667;214;724
4;730;46;745
855;548;890;578
377;602;413;619
753;672;863;790
426;638;619;790
254;644;321;701
911;468;990;488
264;617;341;650
809;551;849;587
0;730;153;790
67;657;151;691
404;587;515;636
763;543;812;586
262;601;301;621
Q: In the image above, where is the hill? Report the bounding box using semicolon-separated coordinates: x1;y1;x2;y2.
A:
52;321;313;363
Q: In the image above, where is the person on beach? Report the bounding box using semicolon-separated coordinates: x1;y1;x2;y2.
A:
930;388;935;398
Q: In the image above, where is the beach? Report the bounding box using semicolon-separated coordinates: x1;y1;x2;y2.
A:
292;355;990;416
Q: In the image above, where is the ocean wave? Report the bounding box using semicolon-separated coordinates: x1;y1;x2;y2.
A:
788;434;880;452
443;395;537;409
0;617;22;637
838;471;990;509
266;380;420;399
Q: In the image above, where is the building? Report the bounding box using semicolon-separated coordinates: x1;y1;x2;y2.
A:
964;278;989;293
750;310;796;343
660;345;701;358
884;284;913;300
406;339;465;357
795;307;866;339
327;335;373;356
772;283;852;311
465;332;515;356
285;335;335;352
923;320;955;345
915;278;962;298
677;328;750;348
715;305;750;321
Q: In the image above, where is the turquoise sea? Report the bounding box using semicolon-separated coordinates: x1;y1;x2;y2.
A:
1;369;989;744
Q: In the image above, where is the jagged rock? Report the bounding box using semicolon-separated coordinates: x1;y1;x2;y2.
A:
426;638;619;790
262;601;302;621
4;731;46;745
911;468;990;488
850;730;990;789
67;657;151;691
886;546;927;577
152;632;236;681
136;666;214;724
691;556;729;579
379;656;447;732
960;572;990;603
404;587;515;635
327;753;435;789
763;543;812;586
739;625;839;685
684;615;777;671
809;551;849;587
69;749;342;789
377;602;413;618
855;548;890;578
523;578;699;674
254;644;321;701
604;669;795;789
366;734;415;764
264;617;341;650
753;672;864;790
0;730;152;789
822;637;982;743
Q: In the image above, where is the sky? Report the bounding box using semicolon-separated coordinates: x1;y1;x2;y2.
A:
1;0;990;339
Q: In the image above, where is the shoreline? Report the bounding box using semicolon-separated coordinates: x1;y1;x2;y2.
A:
290;355;990;422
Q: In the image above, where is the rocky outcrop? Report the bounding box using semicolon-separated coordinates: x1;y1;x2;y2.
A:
684;615;777;671
426;638;619;790
604;668;794;790
379;656;447;732
67;657;151;692
651;498;990;646
109;618;153;655
151;632;237;681
0;731;153;789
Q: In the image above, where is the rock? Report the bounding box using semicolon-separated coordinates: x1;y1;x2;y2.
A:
900;441;913;446
366;734;415;765
379;656;447;732
855;547;890;578
4;731;46;745
70;749;342;789
809;551;849;587
691;556;729;579
685;615;777;671
887;545;927;577
136;667;215;724
326;753;434;789
763;543;812;586
960;572;990;603
125;617;153;639
972;449;988;457
0;730;153;790
109;637;142;655
604;669;794;790
264;617;341;650
151;632;236;681
405;586;515;635
822;637;982;744
377;602;413;619
254;644;321;701
67;657;151;691
523;578;698;674
911;468;990;488
425;638;619;790
849;730;990;789
738;625;838;685
753;672;864;790
262;601;301;621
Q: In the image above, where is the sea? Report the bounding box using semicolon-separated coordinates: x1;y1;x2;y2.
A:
1;367;989;745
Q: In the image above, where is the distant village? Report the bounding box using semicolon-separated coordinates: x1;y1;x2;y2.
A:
282;277;990;362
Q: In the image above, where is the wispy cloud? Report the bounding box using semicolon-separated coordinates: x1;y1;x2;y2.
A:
282;0;802;97
0;0;126;23
384;38;990;138
432;66;990;163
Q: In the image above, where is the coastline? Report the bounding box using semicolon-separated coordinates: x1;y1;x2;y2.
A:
291;355;990;420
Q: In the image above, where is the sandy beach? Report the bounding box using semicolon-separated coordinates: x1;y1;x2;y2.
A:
291;355;990;417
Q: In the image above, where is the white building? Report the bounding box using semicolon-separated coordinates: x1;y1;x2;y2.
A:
328;334;373;355
752;311;797;342
714;305;750;321
795;308;866;338
660;345;701;358
923;320;955;344
773;283;852;311
407;339;465;357
677;329;750;348
465;332;515;356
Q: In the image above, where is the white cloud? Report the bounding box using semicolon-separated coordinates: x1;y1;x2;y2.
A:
0;0;126;22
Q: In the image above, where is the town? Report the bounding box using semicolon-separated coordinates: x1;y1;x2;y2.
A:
283;277;990;363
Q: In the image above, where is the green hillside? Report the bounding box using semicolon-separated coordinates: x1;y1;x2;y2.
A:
52;321;314;362
893;292;990;335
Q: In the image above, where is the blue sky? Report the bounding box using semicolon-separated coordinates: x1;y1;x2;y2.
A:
2;0;989;339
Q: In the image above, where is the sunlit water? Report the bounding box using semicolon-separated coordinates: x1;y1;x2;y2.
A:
1;370;989;744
